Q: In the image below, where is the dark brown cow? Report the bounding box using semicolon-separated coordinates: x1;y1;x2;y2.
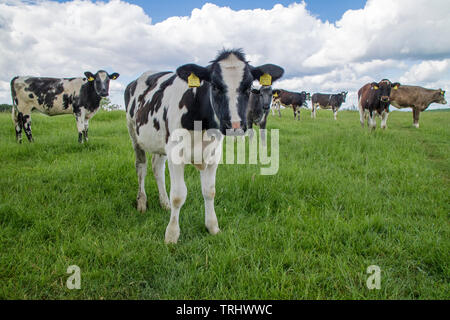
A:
358;79;400;130
390;85;447;128
311;91;347;120
271;89;309;120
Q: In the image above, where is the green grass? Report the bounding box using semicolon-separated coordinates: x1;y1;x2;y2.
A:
0;109;448;299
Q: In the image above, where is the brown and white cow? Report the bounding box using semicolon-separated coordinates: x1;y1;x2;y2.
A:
390;85;447;128
311;91;347;120
271;89;310;120
125;49;283;243
358;79;400;130
10;70;119;143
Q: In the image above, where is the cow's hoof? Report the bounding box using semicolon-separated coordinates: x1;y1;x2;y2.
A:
413;124;419;128
137;194;147;213
206;225;220;236
160;198;171;211
165;225;180;244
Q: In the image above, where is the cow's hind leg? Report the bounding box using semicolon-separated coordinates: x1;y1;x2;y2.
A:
165;161;186;244
22;114;33;142
75;110;86;143
201;163;220;236
152;154;170;210
135;145;148;213
13;110;23;143
83;119;89;142
413;108;420;128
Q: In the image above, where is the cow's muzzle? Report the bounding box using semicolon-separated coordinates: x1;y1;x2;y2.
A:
380;96;390;103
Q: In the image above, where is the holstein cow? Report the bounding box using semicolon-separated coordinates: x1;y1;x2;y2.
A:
10;70;120;143
246;70;285;144
311;91;348;120
358;79;400;129
271;89;310;120
390;85;447;128
125;49;283;244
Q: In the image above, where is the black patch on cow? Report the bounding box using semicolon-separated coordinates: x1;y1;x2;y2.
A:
75;81;102;113
124;80;138;111
24;78;65;109
162;107;169;143
28;94;34;99
179;84;220;131
137;72;171;109
10;76;19;106
129;100;136;118
153;118;160;131
136;74;176;134
63;94;73;110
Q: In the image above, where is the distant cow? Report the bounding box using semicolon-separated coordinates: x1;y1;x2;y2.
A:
10;70;119;143
358;79;400;129
125;49;283;243
272;89;310;120
390;85;447;128
311;91;347;120
247;76;284;145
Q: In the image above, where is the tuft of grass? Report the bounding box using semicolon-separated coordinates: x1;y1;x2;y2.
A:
0;109;448;299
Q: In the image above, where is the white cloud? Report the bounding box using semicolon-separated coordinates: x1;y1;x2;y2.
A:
0;0;449;110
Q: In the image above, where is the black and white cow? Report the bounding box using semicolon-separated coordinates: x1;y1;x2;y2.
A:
311;91;347;120
125;49;283;243
10;70;119;143
246;70;284;144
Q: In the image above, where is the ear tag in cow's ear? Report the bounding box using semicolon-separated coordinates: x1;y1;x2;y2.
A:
88;77;95;82
273;92;278;98
393;85;399;90
260;73;272;86
373;85;379;90
188;73;200;88
111;75;117;80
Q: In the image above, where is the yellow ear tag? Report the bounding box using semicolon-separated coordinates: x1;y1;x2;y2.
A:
259;73;272;86
273;92;278;98
373;85;379;90
112;75;117;80
393;85;399;90
188;73;200;88
88;77;95;82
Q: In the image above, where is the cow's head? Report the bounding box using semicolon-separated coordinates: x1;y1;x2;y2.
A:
306;92;311;101
177;49;284;135
341;91;348;101
251;85;274;112
84;70;120;98
371;79;400;106
435;89;447;104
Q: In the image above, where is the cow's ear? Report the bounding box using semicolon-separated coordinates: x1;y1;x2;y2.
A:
371;82;379;90
176;64;211;86
392;82;400;90
84;72;95;82
109;73;120;80
251;64;284;85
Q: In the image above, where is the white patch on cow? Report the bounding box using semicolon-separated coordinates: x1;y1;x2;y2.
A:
381;110;389;129
98;72;107;81
218;54;245;124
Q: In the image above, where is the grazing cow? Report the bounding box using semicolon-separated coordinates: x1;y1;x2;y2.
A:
390;85;447;128
271;89;310;120
358;79;400;129
125;49;283;244
311;91;348;120
10;70;120;143
246;76;285;145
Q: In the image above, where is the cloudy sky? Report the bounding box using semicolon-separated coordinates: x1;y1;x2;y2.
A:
1;0;449;110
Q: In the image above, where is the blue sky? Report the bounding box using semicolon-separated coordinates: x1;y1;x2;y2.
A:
58;0;367;23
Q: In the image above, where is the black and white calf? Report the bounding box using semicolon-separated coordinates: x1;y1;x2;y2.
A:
246;70;284;144
10;70;119;143
125;49;283;243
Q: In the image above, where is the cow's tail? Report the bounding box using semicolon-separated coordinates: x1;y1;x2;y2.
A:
10;76;19;122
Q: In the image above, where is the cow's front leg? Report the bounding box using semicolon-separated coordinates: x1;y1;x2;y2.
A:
22;114;33;142
152;154;170;210
413;108;420;128
381;110;389;129
165;161;186;244
368;111;377;130
201;163;220;236
333;108;338;120
83;119;89;142
75;110;86;143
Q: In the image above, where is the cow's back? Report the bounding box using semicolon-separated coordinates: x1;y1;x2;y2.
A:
13;76;85;115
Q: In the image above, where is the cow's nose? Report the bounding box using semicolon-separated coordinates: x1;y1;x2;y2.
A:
232;121;241;129
381;96;390;102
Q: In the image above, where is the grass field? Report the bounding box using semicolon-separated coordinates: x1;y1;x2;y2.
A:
0;108;448;299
